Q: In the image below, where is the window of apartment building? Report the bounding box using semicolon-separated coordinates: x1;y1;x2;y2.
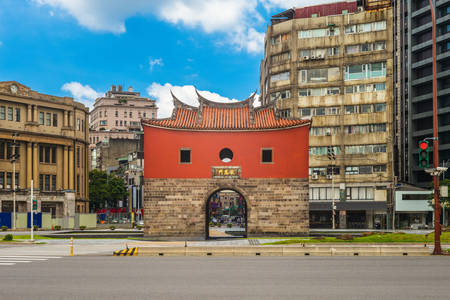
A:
119;120;122;126
271;52;290;64
279;109;290;118
344;62;386;80
345;21;386;34
310;146;341;155
124;111;127;117
0;172;3;188
45;112;51;126
6;172;11;188
99;120;107;126
299;67;340;83
298;87;340;96
345;165;385;175
270;32;290;45
39;112;44;125
124;121;127;126
0;107;5;120
138;112;141;117
15;108;20;122
261;149;273;163
129;112;132;118
39;174;56;191
345;83;386;94
76;147;80;167
345;144;387;155
143;112;147;118
374;103;386;112
7;107;13;121
299;47;339;58
309;187;340;201
345;187;374;200
180;149;191;164
298;27;339;39
39;146;56;164
52;113;57;126
115;120;118;126
115;110;118;117
76;118;81;131
299;106;340;117
271;71;290;83
270;90;291;101
345;41;386;54
104;110;107;117
345;123;386;134
82;120;85;132
309;167;327;176
76;175;80;194
310;126;339;136
99;111;102;118
152;113;156;119
0;142;4;159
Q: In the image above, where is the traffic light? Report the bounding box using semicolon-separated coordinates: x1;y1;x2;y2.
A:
32;199;38;210
418;140;429;168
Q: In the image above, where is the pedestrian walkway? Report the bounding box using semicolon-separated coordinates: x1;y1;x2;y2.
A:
0;255;61;266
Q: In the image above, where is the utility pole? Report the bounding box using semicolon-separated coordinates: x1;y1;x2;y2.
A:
328;146;336;229
10;133;20;230
428;0;441;255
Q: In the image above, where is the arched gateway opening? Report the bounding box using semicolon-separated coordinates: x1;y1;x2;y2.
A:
206;189;247;239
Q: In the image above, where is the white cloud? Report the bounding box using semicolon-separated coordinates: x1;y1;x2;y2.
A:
61;81;102;109
35;0;315;53
147;83;244;118
149;58;163;71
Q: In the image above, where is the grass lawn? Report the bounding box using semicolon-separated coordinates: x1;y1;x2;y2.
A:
263;232;450;245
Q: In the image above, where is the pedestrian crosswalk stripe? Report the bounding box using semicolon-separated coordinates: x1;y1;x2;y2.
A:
0;255;61;267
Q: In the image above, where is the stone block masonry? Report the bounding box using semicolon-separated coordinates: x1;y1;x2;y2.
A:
144;178;309;239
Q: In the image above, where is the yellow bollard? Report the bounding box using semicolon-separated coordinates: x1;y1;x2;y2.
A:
70;237;73;256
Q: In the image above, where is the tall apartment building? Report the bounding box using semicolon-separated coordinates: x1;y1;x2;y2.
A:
0;81;90;218
89;85;157;170
260;0;394;229
394;0;450;187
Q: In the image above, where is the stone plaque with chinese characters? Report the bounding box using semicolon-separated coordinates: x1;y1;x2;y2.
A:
211;166;241;179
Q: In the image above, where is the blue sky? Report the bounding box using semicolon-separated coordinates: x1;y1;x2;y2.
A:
0;0;327;117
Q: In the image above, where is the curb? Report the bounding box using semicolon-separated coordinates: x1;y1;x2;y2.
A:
112;246;431;257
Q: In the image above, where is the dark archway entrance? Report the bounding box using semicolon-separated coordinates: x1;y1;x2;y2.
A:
205;189;247;239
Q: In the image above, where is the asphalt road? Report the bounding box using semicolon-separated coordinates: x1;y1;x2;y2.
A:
0;256;449;299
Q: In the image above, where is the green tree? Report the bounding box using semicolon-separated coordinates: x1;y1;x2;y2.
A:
89;169;128;211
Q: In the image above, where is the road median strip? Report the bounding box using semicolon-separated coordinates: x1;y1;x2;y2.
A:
112;245;431;257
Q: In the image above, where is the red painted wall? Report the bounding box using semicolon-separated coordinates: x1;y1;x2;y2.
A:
295;2;357;19
144;126;309;179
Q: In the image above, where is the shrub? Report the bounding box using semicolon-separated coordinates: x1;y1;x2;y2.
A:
338;234;354;241
3;234;13;241
110;225;116;230
54;225;61;231
217;223;222;228
227;223;232;228
136;225;143;230
79;225;86;230
361;232;373;237
33;225;38;231
1;226;8;231
209;221;214;227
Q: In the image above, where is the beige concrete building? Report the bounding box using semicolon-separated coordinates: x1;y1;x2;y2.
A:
260;1;394;229
90;85;157;170
0;81;90;221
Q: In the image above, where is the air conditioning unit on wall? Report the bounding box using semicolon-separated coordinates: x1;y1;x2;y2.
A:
303;56;309;60
311;174;319;180
326;175;333;179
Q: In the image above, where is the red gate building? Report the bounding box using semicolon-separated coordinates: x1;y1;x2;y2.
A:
142;91;310;238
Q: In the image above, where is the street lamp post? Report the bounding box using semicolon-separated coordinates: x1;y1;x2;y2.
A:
10;133;20;230
428;0;441;255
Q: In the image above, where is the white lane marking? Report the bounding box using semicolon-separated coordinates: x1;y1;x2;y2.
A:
0;260;31;263
0;256;61;259
0;263;16;265
0;258;47;261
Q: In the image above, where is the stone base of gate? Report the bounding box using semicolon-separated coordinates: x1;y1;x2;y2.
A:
143;177;309;239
